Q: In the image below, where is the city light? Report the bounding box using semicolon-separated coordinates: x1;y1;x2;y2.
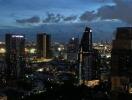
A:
90;29;92;32
72;37;75;40
30;48;36;54
0;0;131;99
58;47;61;51
33;58;53;63
84;80;100;87
0;48;5;53
12;35;24;38
37;68;44;72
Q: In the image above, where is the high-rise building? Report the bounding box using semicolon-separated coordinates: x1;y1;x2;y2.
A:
111;27;132;92
67;37;79;62
78;27;100;86
37;33;51;58
5;34;25;79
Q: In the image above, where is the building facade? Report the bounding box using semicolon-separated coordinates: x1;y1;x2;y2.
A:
111;27;132;92
67;37;79;62
37;33;51;58
5;34;25;79
78;27;100;86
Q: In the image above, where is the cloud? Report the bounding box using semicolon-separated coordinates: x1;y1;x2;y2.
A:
79;0;132;24
80;11;97;21
43;12;77;23
16;16;40;24
63;15;77;21
97;5;116;20
15;12;77;25
43;13;64;23
97;0;132;24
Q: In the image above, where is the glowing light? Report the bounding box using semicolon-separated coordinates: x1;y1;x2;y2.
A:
30;48;36;54
72;37;75;40
37;68;44;72
105;46;107;50
0;48;6;53
90;29;92;32
58;47;61;51
33;58;53;63
106;54;111;58
12;35;24;38
83;80;100;87
26;75;29;78
0;42;4;44
25;48;29;52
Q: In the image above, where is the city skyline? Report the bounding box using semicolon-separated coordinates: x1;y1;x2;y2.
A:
0;0;132;98
0;26;131;99
0;0;131;42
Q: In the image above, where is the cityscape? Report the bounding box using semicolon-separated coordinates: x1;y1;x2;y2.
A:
0;0;132;100
0;26;131;100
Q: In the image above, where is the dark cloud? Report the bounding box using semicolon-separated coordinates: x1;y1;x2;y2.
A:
97;5;116;20
79;0;132;24
16;16;40;24
43;12;77;23
97;0;132;24
63;15;77;21
15;12;77;25
80;11;97;21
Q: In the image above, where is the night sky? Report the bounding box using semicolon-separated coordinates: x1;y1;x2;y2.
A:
0;0;131;42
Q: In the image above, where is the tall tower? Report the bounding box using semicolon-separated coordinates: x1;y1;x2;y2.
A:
78;27;99;85
5;34;25;79
37;33;51;58
111;27;132;92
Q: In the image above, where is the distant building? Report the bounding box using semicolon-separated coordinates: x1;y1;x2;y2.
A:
78;27;100;86
37;33;52;58
5;34;25;79
111;27;132;92
67;37;79;62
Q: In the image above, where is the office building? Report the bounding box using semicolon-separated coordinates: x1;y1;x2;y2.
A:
111;27;132;92
67;37;79;62
5;34;25;79
37;33;51;58
78;27;100;86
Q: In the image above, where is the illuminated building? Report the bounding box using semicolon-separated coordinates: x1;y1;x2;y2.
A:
78;27;100;86
67;37;79;62
37;33;52;58
5;34;25;79
111;27;132;92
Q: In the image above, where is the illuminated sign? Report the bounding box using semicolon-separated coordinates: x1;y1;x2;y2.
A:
12;35;24;38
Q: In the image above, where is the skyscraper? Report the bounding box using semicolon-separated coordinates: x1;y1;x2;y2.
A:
37;33;51;58
5;34;25;79
67;37;79;62
111;27;132;92
78;27;100;85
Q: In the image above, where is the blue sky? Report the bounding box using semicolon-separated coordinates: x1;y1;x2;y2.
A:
0;0;113;27
0;0;131;42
